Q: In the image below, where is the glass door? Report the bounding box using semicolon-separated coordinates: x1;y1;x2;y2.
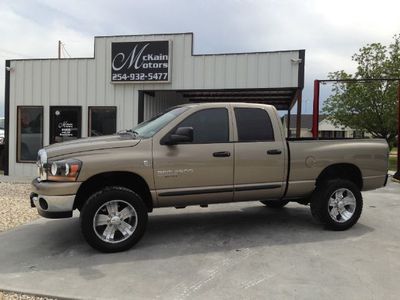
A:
50;106;82;144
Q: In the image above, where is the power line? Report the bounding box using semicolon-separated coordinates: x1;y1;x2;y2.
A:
61;43;72;58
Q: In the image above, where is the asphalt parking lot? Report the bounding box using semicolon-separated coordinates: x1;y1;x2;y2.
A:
0;181;399;300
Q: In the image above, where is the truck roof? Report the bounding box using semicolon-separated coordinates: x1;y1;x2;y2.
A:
178;102;274;108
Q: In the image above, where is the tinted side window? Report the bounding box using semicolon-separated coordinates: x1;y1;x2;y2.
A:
89;107;117;136
235;108;274;142
17;106;43;162
177;108;229;143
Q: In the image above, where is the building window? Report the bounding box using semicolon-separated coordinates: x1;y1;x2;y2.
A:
234;108;274;142
320;131;333;138
88;107;117;136
334;131;345;138
354;131;365;138
50;106;81;144
176;108;229;144
17;106;43;162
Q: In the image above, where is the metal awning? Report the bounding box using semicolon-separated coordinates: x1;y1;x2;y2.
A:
177;88;299;110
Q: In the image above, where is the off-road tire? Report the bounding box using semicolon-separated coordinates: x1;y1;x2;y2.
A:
80;186;148;253
260;199;290;208
310;179;363;231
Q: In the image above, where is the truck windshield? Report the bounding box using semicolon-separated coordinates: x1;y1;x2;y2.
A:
132;106;189;138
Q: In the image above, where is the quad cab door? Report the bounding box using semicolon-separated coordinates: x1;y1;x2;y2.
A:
233;105;287;201
152;106;234;207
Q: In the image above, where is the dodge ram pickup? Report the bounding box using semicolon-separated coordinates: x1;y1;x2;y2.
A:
31;103;389;252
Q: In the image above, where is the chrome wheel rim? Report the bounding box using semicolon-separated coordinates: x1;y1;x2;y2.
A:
328;188;356;223
93;200;138;244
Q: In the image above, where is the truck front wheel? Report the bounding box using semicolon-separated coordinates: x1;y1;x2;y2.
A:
80;186;148;252
310;179;363;230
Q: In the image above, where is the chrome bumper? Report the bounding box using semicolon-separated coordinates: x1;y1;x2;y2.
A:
30;192;75;219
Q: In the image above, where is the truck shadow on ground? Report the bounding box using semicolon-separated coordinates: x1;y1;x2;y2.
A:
0;204;373;275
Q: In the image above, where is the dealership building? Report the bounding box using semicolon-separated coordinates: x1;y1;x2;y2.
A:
3;32;305;177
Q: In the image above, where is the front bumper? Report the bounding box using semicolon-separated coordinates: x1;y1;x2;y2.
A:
30;192;75;218
31;178;81;195
30;178;81;219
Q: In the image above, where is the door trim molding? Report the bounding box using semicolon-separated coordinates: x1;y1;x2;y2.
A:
158;183;281;197
158;187;232;197
234;183;281;192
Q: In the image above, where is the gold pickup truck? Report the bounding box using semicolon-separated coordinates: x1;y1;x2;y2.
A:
30;103;389;252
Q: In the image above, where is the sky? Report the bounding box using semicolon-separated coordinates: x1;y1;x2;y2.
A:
0;0;399;117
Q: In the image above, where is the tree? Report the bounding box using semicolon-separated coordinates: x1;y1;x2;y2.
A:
322;34;400;146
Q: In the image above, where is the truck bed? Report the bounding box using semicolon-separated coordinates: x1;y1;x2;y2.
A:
284;138;388;198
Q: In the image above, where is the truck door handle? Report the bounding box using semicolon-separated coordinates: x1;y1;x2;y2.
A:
267;149;282;155
213;151;231;157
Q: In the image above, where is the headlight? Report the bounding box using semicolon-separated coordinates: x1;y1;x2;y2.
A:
47;159;82;182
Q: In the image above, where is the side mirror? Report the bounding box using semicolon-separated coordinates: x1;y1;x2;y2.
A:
165;127;193;145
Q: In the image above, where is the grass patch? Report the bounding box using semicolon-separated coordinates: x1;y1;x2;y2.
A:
389;156;397;171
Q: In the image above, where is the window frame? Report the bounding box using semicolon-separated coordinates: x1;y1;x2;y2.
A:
234;107;275;143
49;106;82;144
161;107;231;145
88;106;117;137
16;105;44;163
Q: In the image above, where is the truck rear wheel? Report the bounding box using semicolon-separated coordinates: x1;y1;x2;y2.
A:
310;179;362;230
80;186;148;252
260;199;289;208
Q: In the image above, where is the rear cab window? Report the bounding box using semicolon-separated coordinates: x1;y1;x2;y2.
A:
234;107;275;142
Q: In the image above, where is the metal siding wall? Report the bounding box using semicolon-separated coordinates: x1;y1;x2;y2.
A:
214;55;226;88
236;55;248;88
143;91;189;121
32;61;41;105
41;60;50;149
49;60;58;106
225;55;237;88
193;56;205;89
257;53;266;87
8;33;301;177
247;54;258;88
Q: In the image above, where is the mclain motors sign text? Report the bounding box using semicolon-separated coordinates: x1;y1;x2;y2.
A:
111;41;170;82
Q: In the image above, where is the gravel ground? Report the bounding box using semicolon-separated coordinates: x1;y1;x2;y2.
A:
0;182;57;300
0;182;38;233
0;291;56;300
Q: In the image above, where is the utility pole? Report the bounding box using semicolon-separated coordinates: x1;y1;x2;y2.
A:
58;40;62;59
